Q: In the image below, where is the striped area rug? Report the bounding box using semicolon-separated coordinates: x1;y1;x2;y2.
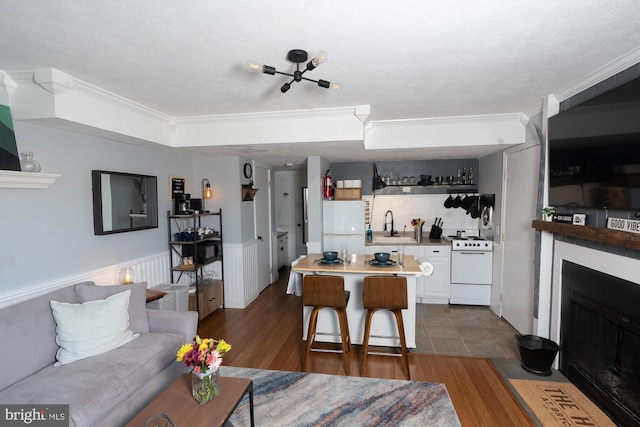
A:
221;366;461;426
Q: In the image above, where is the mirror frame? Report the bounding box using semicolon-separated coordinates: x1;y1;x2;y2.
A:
92;170;159;235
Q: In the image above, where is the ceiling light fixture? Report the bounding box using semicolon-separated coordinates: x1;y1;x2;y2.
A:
247;49;341;94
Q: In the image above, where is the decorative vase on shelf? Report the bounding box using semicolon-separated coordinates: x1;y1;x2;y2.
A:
191;368;220;404
19;152;41;173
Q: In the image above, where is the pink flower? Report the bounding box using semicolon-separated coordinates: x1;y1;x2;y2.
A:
193;365;201;374
206;350;223;370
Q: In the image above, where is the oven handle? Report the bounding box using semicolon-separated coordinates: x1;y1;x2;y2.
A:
456;251;489;255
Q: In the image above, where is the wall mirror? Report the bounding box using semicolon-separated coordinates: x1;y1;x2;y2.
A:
92;170;159;235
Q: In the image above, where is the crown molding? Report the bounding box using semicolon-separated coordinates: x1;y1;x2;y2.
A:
171;105;369;125
0;70;17;101
552;46;640;103
369;112;529;129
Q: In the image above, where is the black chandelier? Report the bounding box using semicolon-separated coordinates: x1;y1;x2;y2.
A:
247;49;341;94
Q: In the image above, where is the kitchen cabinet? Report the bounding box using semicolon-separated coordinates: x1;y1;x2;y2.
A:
167;210;224;320
418;246;451;304
365;243;451;304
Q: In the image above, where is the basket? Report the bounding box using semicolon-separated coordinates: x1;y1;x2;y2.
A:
334;188;362;200
516;334;560;376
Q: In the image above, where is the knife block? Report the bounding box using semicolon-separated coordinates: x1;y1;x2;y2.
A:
429;224;442;239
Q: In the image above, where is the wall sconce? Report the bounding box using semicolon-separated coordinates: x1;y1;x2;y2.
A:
202;179;212;199
202;178;212;212
119;267;134;285
283;192;289;199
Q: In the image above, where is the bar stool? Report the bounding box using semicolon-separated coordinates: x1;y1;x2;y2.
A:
302;275;352;375
361;275;410;379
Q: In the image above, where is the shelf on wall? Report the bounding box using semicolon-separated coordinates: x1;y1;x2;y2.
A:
532;220;640;250
0;170;61;189
242;185;258;201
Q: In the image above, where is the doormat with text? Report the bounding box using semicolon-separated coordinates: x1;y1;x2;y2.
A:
509;379;615;427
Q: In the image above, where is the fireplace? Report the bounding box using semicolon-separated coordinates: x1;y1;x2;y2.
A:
560;261;640;426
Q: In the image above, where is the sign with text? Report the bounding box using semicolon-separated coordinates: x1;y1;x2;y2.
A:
1;405;68;426
607;217;640;235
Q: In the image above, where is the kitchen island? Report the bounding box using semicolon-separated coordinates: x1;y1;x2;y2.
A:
292;253;422;348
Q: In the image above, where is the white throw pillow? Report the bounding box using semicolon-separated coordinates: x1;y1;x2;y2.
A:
50;290;139;366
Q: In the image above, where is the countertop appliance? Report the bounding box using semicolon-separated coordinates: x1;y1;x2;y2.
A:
322;200;366;255
447;232;493;305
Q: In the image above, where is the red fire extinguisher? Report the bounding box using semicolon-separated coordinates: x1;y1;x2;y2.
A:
323;169;333;199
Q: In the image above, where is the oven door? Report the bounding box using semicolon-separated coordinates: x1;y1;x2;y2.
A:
451;250;493;285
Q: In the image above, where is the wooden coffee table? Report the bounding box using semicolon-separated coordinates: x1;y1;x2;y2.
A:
126;373;254;426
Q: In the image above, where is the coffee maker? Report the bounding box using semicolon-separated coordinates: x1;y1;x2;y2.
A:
173;193;191;215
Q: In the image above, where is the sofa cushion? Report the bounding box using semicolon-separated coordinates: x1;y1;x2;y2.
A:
50;290;139;366
75;281;150;333
0;284;81;392
0;333;184;427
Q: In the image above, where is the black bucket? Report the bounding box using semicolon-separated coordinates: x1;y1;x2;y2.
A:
516;334;560;376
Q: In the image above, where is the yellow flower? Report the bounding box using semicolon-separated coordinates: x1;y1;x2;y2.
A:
176;343;193;361
216;339;232;354
198;342;209;352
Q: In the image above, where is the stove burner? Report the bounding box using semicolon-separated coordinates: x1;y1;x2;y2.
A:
447;235;487;241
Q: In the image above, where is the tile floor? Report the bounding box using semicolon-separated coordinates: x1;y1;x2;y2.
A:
414;303;520;359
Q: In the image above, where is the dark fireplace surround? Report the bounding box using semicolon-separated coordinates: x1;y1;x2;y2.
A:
560;261;640;426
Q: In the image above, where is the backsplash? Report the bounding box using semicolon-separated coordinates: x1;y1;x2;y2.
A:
363;193;479;234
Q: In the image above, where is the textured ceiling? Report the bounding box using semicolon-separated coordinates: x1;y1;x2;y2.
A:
1;1;639;166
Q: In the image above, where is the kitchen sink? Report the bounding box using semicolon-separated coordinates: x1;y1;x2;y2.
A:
371;235;417;244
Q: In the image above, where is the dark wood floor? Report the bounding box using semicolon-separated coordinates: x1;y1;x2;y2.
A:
198;268;534;426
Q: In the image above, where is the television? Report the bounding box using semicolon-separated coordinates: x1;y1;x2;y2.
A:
548;76;640;211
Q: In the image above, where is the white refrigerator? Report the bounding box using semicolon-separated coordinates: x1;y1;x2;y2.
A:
322;200;366;254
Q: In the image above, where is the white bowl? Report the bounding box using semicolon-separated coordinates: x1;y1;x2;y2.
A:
352;179;362;188
336;180;344;188
345;180;354;187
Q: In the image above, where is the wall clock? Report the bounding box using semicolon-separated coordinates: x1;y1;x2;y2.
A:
243;162;253;179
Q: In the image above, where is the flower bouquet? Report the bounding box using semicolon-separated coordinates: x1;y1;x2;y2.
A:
176;335;232;404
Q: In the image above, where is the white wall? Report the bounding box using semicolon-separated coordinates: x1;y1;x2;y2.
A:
0;122;200;293
363;194;479;234
0;121;263;301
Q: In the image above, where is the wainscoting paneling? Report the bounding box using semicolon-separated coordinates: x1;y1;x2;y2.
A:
0;252;170;309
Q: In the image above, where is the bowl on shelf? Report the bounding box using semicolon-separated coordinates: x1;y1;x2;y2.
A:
373;252;390;263
323;251;339;261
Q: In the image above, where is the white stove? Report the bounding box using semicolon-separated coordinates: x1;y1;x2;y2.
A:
449;236;494;251
446;233;493;306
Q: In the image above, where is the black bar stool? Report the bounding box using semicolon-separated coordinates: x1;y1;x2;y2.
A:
302;275;352;375
361;275;410;379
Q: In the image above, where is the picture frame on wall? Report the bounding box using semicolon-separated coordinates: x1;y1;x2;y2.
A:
170;176;185;199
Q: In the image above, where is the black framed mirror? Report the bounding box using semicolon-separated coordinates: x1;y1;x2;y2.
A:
92;170;159;235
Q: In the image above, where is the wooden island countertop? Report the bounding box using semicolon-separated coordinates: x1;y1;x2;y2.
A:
292;253;421;275
292;253;422;348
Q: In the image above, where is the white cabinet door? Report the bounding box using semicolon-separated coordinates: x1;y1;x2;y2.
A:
419;246;451;304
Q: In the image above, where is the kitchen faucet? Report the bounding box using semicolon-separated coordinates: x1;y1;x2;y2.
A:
384;210;396;236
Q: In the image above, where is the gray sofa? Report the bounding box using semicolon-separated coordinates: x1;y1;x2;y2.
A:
0;281;198;427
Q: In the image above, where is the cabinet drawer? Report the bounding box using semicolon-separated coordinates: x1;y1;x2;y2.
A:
424;246;450;257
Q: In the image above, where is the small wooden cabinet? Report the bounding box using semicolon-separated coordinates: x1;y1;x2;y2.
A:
188;279;224;320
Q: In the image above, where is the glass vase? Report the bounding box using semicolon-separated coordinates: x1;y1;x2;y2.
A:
19;151;41;173
191;369;220;405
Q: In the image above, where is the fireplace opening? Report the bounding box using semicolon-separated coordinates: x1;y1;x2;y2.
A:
560;261;640;426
